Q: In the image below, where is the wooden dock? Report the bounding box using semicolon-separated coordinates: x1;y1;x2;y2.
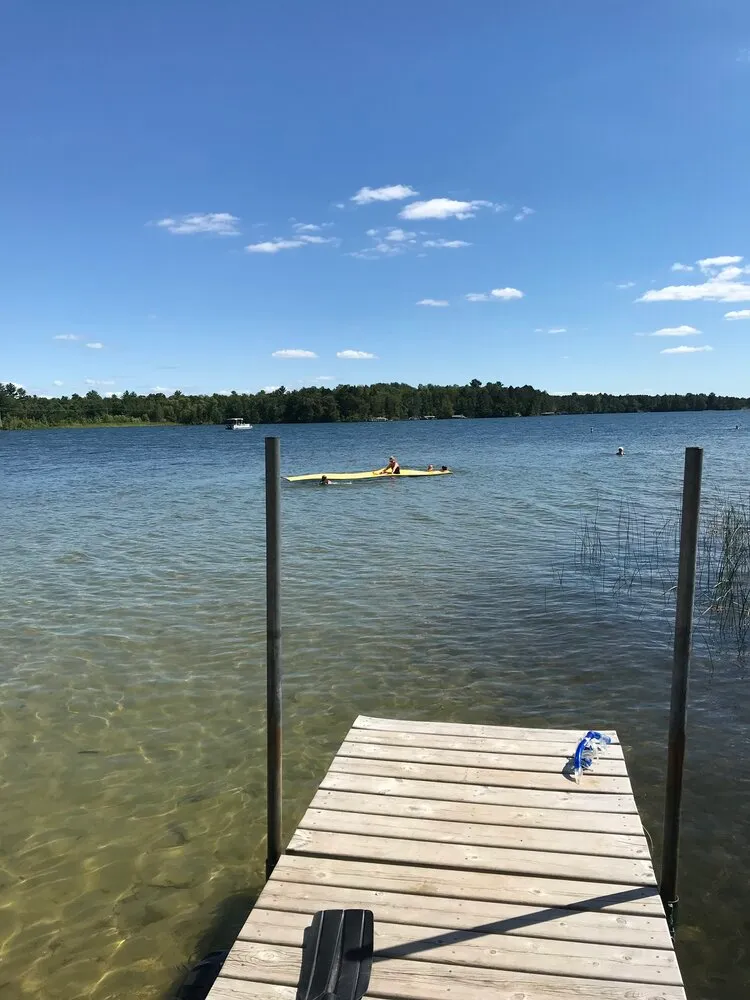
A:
208;715;686;1000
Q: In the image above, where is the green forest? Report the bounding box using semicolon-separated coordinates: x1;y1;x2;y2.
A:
1;380;748;429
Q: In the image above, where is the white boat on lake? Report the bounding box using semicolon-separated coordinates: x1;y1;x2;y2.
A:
225;417;253;431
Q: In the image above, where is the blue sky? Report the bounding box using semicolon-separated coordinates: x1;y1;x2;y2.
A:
3;1;750;398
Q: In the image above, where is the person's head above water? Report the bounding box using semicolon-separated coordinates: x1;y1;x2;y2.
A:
320;474;330;484
440;465;448;471
616;447;624;456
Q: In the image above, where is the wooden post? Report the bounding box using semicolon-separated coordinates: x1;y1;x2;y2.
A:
265;437;282;878
660;446;703;936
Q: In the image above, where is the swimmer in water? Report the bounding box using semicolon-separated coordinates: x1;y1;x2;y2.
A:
426;464;434;471
616;447;624;456
320;475;332;485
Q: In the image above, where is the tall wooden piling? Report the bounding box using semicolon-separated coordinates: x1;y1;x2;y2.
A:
265;436;283;877
660;446;703;935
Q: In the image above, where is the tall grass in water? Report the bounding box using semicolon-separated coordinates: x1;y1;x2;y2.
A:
564;494;750;662
700;498;750;654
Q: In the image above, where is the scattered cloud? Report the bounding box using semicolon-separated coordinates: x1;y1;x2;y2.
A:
400;198;494;221
616;281;635;289
54;334;80;341
272;349;318;359
638;325;701;337
86;342;104;349
155;213;240;236
349;230;411;258
350;184;418;205
639;255;750;302
725;309;750;320
246;238;303;253
423;239;471;249
513;206;535;222
150;386;173;393
298;234;338;245
547;327;567;334
697;255;743;270
336;349;377;359
660;345;713;354
671;262;694;272
291;222;332;233
417;299;449;307
85;378;115;386
261;385;280;393
246;235;337;253
466;287;524;302
314;376;335;382
384;228;417;243
53;380;64;386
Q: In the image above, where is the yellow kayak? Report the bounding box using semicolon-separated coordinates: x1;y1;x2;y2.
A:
286;468;452;482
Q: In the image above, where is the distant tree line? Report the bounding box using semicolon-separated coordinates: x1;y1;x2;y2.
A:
1;380;748;430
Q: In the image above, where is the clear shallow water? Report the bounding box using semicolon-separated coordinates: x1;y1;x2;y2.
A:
1;413;749;999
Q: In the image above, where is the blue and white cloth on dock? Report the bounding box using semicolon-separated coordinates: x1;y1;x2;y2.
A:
572;730;612;783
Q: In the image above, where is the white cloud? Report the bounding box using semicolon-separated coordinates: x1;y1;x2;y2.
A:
638;280;750;303
423;239;471;249
272;349;318;359
466;287;524;302
53;380;64;386
85;378;115;386
291;222;332;233
350;184;418;205
385;228;417;243
155;213;240;236
299;234;339;245
336;349;377;359
547;327;567;334
54;334;80;340
639;256;750;302
417;299;449;307
261;385;280;392
616;281;635;289
399;198;494;221
245;239;305;253
660;345;714;354
725;309;750;320
86;342;104;349
697;255;743;271
349;240;406;259
150;386;173;393
314;376;335;382
246;234;338;252
671;262;694;272
638;325;701;337
513;206;535;222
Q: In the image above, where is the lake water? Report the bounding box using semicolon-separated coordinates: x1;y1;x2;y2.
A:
1;413;749;999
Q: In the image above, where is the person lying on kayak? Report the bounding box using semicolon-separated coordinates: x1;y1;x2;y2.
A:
379;456;401;475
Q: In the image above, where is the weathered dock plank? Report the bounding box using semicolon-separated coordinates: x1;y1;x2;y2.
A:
208;716;685;1000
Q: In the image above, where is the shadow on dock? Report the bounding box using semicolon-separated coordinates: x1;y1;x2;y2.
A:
371;885;660;962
